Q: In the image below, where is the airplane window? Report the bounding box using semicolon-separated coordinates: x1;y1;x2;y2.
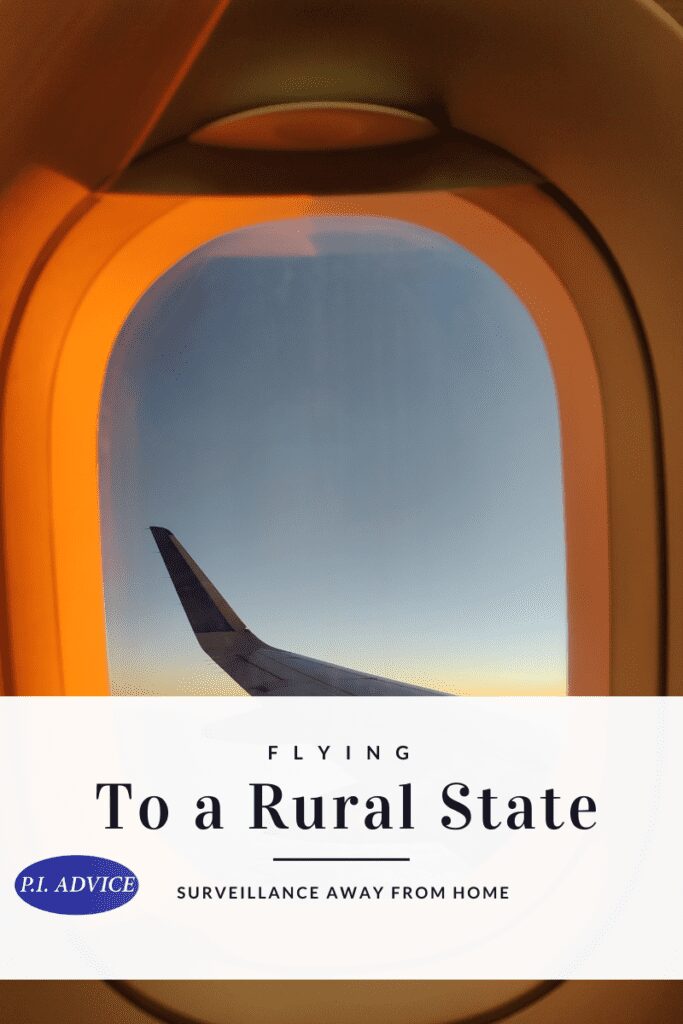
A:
99;216;567;696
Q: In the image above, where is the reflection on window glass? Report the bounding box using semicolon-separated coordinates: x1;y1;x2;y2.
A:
99;216;567;696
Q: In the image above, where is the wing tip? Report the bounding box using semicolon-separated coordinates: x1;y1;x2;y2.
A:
150;525;173;540
149;525;249;635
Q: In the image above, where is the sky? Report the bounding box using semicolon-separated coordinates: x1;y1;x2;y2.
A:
99;216;567;696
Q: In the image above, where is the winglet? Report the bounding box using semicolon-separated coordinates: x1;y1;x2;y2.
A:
150;527;247;634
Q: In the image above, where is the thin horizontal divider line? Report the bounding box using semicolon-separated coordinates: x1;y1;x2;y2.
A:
273;857;410;862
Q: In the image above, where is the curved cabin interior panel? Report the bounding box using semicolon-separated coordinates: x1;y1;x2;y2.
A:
0;0;681;1022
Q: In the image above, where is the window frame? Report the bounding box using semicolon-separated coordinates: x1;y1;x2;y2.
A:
1;189;614;696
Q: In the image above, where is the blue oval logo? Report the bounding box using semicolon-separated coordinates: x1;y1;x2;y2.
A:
15;855;138;915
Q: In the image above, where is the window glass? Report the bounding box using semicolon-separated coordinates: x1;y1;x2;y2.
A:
99;216;566;695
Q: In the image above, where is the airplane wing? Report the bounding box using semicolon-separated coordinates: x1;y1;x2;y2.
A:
150;526;447;696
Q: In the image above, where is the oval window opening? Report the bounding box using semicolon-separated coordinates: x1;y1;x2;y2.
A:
99;216;567;696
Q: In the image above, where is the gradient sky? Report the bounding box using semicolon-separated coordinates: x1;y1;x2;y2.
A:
99;216;567;696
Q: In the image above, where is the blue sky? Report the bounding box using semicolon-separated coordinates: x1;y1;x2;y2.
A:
99;216;567;695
